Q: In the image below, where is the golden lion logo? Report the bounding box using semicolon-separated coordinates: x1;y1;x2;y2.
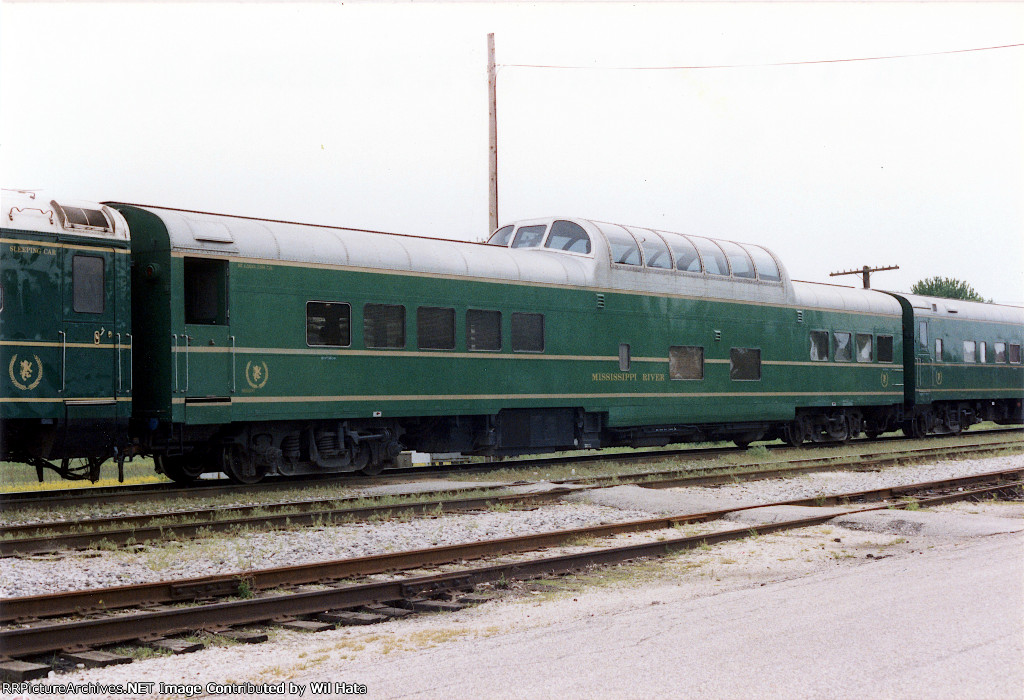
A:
9;355;43;391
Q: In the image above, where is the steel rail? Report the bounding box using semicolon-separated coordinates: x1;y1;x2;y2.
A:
4;427;1018;510
1;478;1020;659
2;439;1021;556
2;466;1020;626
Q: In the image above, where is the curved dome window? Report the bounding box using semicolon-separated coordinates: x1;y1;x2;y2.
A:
487;225;514;246
545;220;592;254
660;233;702;273
743;244;781;281
717;240;755;279
633;229;672;270
598;223;642;266
511;224;547;249
690;237;729;276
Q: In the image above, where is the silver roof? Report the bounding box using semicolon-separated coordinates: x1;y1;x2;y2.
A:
792;281;904;316
890;292;1024;326
2;189;129;243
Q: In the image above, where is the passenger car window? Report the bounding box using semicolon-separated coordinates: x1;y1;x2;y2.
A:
466;309;501;351
994;342;1006;363
717;241;755;279
634;230;672;270
663;234;702;273
306;302;351;347
833;332;852;362
183;258;228;325
935;338;944;360
417;307;455;350
72;255;104;314
511;312;544;352
599;224;642;266
979;341;987;363
877;335;894;363
963;340;976;363
619;343;631;371
669;346;704;380
1009;344;1021;364
730;347;761;380
809;331;829;361
743;245;781;282
545;221;591;254
364;304;405;349
856;334;873;362
690;237;729;276
487;225;514;246
510;225;547;249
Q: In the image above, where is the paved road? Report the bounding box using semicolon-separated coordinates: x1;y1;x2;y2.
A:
322;532;1023;700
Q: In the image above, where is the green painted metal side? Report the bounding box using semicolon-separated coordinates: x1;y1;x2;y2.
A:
154;253;906;429
899;304;1024;407
0;229;131;424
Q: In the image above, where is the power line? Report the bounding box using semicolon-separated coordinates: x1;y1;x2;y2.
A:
499;42;1024;72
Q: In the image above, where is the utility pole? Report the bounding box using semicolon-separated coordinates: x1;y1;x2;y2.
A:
829;264;900;289
487;32;499;234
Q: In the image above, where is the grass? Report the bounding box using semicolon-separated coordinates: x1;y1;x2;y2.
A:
1;456;168;492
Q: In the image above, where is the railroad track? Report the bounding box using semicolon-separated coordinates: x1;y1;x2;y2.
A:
1;467;1020;678
4;427;1019;512
2;437;1022;556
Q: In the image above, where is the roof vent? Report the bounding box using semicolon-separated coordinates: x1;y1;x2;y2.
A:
796;310;804;323
189;218;234;243
596;293;605;309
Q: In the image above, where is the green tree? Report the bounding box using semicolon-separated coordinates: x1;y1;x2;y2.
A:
910;276;987;302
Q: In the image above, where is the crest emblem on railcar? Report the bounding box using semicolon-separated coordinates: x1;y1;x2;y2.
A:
8;355;43;391
245;360;269;389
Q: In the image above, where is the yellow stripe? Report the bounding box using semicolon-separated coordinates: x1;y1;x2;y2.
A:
1;396;132;403
1;237;129;254
919;362;1023;369
174;346;903;369
173;390;904;405
1;340;131;349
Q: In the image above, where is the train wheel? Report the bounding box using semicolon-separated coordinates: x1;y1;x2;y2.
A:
355;445;383;476
223;445;266;484
156;454;205;484
783;418;810;447
826;415;851;444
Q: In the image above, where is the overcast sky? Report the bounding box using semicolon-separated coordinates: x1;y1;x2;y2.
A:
2;2;1022;304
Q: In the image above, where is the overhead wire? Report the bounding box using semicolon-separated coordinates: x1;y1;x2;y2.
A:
498;42;1024;71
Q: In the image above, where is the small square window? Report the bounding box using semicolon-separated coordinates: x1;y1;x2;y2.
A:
364;304;405;349
511;313;544;353
1010;344;1021;364
809;331;828;362
306;302;351;347
963;340;976;363
669;346;704;380
833;332;852;362
877;335;894;363
856;334;873;362
935;338;944;361
417;307;455;350
467;309;501;351
730;347;760;381
994;342;1006;363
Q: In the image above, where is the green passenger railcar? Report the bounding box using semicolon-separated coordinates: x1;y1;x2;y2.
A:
889;292;1024;434
1;190;132;480
110;205;913;483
